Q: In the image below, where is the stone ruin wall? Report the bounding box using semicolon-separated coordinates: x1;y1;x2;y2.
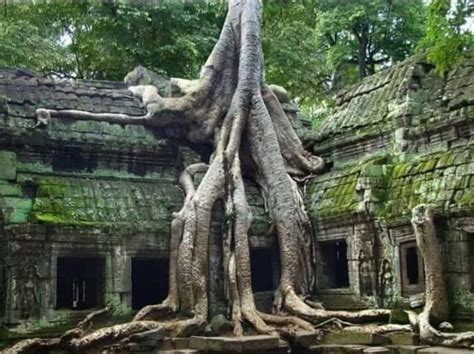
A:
0;72;277;329
0;52;472;333
305;53;474;319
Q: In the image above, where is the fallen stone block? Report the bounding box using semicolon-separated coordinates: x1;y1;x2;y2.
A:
418;347;473;354
386;345;429;354
190;335;280;352
292;330;321;348
363;347;392;353
386;333;420;345
322;332;391;346
307;344;368;353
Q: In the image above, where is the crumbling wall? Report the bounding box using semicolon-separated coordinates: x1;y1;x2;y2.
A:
0;69;273;328
305;52;474;318
0;51;472;331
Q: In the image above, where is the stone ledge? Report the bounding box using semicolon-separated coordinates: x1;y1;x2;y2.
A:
417;347;473;353
189;335;280;352
387;346;429;354
306;344;369;353
322;332;391;346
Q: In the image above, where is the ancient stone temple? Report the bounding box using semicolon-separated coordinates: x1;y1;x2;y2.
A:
304;53;473;318
0;52;473;346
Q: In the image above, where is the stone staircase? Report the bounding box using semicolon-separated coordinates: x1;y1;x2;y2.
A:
101;332;473;353
290;331;472;354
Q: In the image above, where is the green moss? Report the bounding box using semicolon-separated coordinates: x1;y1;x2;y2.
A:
458;190;474;207
392;163;409;178
2;197;32;210
0;181;22;197
106;293;133;316
7;210;30;223
308;146;471;222
0;151;16;180
389;309;410;324
0;194;33;223
436;152;454;168
32;212;99;226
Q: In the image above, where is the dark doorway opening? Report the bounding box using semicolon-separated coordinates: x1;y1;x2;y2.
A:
400;241;425;295
406;247;420;285
250;248;275;292
320;240;350;288
132;258;169;310
56;257;104;310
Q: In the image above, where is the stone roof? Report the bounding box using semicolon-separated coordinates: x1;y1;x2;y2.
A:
0;51;472;231
0;69;144;116
0;69;274;237
307;51;474;224
0;68;167;154
305;52;474;166
0;69;183;235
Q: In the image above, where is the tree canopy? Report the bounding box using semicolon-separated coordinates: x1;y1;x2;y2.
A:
0;0;472;117
417;0;473;75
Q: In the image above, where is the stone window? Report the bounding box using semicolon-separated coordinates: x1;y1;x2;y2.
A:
52;147;97;173
132;258;169;310
250;248;275;292
320;240;350;289
400;241;425;295
56;257;105;310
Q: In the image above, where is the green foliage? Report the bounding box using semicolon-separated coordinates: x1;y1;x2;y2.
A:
0;1;226;80
417;0;473;75
0;5;71;76
262;0;425;114
389;308;410;324
0;0;432;121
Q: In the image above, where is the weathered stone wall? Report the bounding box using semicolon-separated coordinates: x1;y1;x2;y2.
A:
0;51;472;332
305;52;474;318
0;69;273;329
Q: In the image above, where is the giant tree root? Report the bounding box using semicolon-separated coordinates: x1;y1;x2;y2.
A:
6;319;208;354
411;204;474;349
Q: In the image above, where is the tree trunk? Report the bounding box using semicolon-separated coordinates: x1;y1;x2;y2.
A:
411;204;474;349
353;26;368;80
411;204;449;323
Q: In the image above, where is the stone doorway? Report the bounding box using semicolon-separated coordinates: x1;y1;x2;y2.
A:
250;248;276;292
56;257;105;310
320;240;350;289
131;258;169;310
400;241;425;295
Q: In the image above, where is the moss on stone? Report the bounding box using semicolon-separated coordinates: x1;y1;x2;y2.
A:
0;150;16;180
308;147;472;222
389;308;410;324
0;181;22;197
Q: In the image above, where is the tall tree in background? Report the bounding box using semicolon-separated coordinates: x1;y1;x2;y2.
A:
418;0;473;75
0;1;226;80
0;3;72;77
262;0;425;109
1;0;426;109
